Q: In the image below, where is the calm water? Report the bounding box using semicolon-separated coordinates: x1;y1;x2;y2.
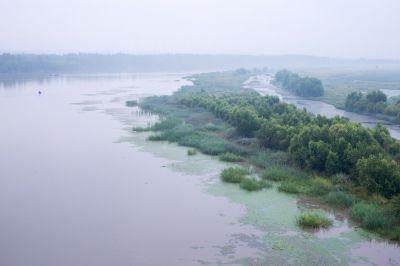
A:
0;74;399;266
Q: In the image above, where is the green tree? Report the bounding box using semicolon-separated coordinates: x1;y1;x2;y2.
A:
356;155;400;198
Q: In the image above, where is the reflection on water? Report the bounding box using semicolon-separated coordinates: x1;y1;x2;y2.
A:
0;73;399;265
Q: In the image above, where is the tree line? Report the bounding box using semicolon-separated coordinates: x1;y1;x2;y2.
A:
178;91;400;198
274;69;324;97
345;90;400;121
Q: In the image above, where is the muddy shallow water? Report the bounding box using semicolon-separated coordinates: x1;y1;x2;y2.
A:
0;74;399;265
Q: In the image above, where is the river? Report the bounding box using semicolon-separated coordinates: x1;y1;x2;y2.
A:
245;75;400;139
0;73;399;266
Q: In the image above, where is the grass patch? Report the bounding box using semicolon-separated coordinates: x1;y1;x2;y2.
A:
350;202;390;230
278;181;302;194
220;167;249;183
324;191;357;208
239;178;272;191
187;149;197;156
297;212;333;229
262;166;294;181
219;152;243;162
306;177;332;196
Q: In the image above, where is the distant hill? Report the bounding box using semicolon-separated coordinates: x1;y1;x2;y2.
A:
1;53;400;74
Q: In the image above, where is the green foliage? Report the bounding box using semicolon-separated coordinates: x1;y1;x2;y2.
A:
141;70;400;200
297;212;333;229
278;181;302;194
324;191;357;208
388;195;400;218
356;155;400;198
239;178;272;191
275;70;324;97
344;90;400;121
219;152;243;162
179;134;231;155
262;166;295;181
125;100;138;107
306;177;333;196
220;167;249;183
389;227;400;241
350;202;390;230
249;150;290;168
151;117;182;131
187;149;197;156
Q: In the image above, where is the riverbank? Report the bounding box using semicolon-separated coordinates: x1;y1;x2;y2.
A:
136;70;400;242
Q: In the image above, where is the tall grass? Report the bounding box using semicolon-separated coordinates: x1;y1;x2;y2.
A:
219;152;243;162
262;166;295;181
278;181;302;194
350;202;390;230
324;191;357;208
249;150;290;168
306;177;332;196
220;167;249;183
297;212;333;229
239;178;272;191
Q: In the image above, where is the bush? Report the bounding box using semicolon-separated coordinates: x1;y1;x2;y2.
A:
278;181;302;194
219;152;243;162
262;166;293;181
220;167;249;183
324;191;357;208
297;212;333;228
187;149;197;156
350;202;389;230
239;178;272;191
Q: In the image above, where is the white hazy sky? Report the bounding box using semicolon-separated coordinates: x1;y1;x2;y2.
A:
1;0;399;59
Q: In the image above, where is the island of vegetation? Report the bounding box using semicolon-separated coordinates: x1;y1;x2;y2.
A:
133;69;400;239
345;90;400;122
274;69;324;97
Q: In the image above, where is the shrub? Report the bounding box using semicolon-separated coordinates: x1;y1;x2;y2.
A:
297;212;333;228
239;178;272;191
324;191;357;208
219;152;243;162
278;181;302;194
220;167;249;183
187;149;197;156
350;202;389;230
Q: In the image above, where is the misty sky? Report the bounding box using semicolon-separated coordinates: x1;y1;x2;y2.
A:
1;0;399;59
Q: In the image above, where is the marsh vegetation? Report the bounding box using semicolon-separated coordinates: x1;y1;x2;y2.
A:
137;69;400;238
